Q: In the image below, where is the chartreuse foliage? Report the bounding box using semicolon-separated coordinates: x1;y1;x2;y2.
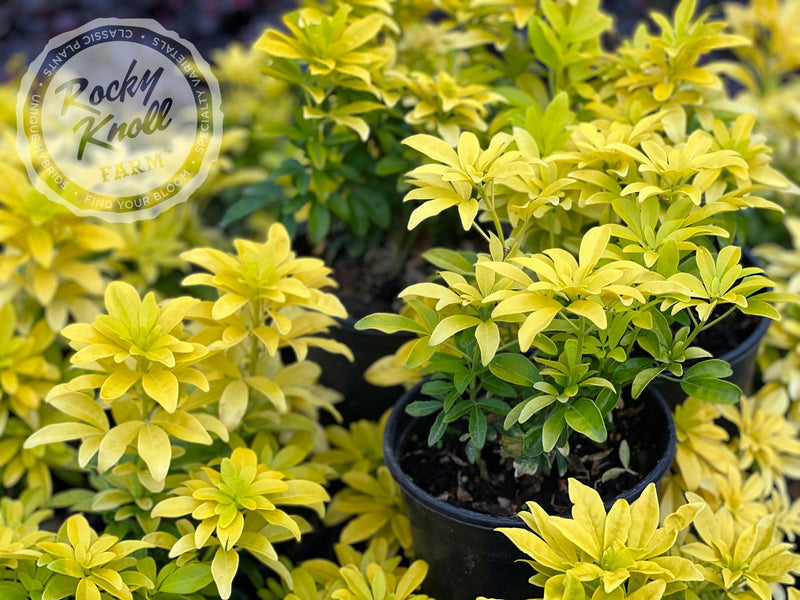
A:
0;303;60;431
12;220;360;596
150;447;329;599
0;1;798;600
23;281;223;492
359;0;798;476
260;538;432;600
680;499;800;600
486;480;703;600
181;222;351;430
0;159;123;331
488;477;800;600
37;514;153;600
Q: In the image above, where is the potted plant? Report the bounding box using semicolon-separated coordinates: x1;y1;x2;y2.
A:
356;0;797;597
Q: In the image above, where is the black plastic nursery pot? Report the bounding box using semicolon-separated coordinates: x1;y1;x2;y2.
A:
309;317;412;423
383;384;677;600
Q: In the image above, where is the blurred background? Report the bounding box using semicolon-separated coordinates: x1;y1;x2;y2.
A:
0;0;725;75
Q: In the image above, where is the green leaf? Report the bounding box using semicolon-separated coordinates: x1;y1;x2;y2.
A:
683;359;732;381
48;488;94;510
406;400;442;417
469;406;488;450
595;388;620;416
422;248;478;275
328;193;351;223
355;313;428;335
349;194;370;236
220;182;282;228
656;238;680;277
518;394;558;424
0;582;28;600
478;396;512;415
421;379;452;398
42;575;77;600
481;376;517;398
308;202;331;244
530;16;562;69
489;354;541;386
375;155;410;176
445;399;473;423
632;367;665;399
681;378;741;404
565;398;607;443
358;189;391;228
427;413;447;446
542;406;566;452
160;563;214;594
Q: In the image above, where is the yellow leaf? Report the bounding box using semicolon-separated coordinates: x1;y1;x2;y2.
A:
603;499;631;549
100;369;141;401
429;314;480;345
219;380;249;430
403;134;459;166
150;496;200;519
32;266;58;305
245;376;286;412
142;369;179;413
151;409;212;445
407;197;459;231
579;226;610;270
211;547;239;600
48;393;109;431
157;296;199;333
396;560;428;600
341;511;391;544
26;228;53;268
138;424;172;482
72;343;123;364
105;282;142;326
97;421;143;472
77;577;102;600
78;436;102;467
233;532;278;562
497;525;568;570
567;479;605;559
474;320;500;366
24;423;102;448
261;508;301;541
254;326;280;355
212;294;249;320
518;307;562;351
628;484;659;549
566;300;607;329
218;512;245;550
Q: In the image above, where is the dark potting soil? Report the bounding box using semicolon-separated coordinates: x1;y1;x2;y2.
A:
398;399;662;518
691;309;762;357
